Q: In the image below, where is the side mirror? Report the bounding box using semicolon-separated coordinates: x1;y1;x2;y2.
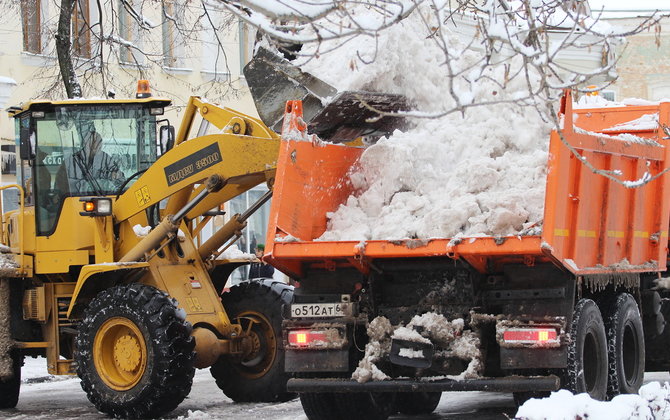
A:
159;125;175;155
19;124;34;160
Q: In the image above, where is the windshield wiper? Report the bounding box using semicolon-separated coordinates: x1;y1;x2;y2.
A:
73;151;104;196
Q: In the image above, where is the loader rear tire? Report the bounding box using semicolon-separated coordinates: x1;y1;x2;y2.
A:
211;279;294;402
300;392;395;420
75;284;195;419
604;293;644;398
561;299;608;400
395;391;441;414
0;350;22;409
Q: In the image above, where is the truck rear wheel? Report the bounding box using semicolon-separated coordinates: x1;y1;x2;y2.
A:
562;299;608;400
0;350;22;409
395;392;441;414
604;293;644;398
210;280;294;402
300;392;395;420
75;284;195;419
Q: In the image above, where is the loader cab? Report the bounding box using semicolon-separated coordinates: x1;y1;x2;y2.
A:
9;98;171;236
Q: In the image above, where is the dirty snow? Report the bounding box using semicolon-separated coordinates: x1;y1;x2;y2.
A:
215;244;255;260
602;113;659;132
352;316;393;383
353;313;481;383
515;381;670;419
9;356;670;419
0;279;13;380
298;5;552;241
132;224;152;237
654;277;670;289
176;410;212;420
398;348;425;359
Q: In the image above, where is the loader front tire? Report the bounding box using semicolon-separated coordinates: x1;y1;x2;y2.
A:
210;279;294;402
0;350;22;409
75;284;195;419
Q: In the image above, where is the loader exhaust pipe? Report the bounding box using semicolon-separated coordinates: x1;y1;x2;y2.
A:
120;175;225;262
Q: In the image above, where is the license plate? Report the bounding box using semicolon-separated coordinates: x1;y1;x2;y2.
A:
290;303;346;318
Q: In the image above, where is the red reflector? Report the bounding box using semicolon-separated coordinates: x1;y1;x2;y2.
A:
503;328;558;343
288;330;327;347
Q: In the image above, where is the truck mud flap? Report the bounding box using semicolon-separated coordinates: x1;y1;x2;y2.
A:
286;375;560;393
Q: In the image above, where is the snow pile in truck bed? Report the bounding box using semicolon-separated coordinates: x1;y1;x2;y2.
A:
292;5;552;241
515;381;670;419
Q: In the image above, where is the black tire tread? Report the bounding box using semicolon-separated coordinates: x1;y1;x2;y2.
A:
562;298;608;400
0;351;22;409
395;392;441;414
210;279;295;402
301;392;394;420
603;293;645;398
75;283;195;419
300;393;342;420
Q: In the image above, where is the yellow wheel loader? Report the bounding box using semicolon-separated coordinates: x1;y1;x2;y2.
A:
0;85;293;418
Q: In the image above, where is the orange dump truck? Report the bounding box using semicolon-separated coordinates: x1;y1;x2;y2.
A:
265;93;670;419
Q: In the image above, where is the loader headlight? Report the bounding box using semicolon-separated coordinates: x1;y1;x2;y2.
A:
80;197;112;217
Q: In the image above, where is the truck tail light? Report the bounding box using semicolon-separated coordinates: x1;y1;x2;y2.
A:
502;328;558;344
288;330;327;348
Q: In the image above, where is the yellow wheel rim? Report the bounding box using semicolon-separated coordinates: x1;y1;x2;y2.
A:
93;317;147;391
236;311;277;380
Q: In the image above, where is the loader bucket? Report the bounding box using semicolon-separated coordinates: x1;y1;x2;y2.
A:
244;47;409;142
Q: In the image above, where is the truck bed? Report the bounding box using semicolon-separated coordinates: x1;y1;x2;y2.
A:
266;96;670;279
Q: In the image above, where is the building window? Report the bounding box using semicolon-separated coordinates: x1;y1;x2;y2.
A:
1;145;16;175
21;0;42;54
118;0;138;63
239;20;255;73
201;3;229;80
72;0;91;58
162;1;185;68
601;90;615;102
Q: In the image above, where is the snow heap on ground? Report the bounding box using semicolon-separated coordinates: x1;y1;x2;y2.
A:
515;382;670;420
292;5;552;241
352;313;481;383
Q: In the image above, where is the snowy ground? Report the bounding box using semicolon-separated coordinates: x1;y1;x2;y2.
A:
3;357;669;420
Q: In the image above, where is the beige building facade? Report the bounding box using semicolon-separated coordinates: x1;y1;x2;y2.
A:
604;16;670;101
0;0;259;167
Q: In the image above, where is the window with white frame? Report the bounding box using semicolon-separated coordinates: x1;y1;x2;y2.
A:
162;0;186;68
117;0;141;64
201;2;229;80
227;185;272;284
21;0;42;54
238;20;256;74
72;0;92;59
